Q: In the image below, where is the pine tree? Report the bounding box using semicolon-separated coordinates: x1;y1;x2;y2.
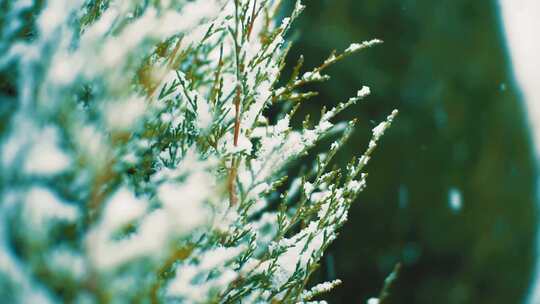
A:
0;0;396;303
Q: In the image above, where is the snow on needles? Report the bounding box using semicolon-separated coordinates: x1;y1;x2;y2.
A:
0;0;396;302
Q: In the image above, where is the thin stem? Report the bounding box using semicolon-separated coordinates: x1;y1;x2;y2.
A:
246;0;258;40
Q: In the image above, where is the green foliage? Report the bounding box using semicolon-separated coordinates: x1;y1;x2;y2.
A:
0;0;394;303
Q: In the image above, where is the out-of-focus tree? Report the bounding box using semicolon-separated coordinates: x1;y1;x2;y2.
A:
284;1;537;303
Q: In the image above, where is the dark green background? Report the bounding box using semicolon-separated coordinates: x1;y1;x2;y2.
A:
283;0;537;303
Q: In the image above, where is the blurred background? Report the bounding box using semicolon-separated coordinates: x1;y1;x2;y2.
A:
282;0;537;303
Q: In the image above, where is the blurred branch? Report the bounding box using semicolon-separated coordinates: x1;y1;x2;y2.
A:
378;262;402;304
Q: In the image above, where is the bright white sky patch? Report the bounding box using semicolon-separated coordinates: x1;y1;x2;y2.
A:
500;2;540;303
499;0;540;151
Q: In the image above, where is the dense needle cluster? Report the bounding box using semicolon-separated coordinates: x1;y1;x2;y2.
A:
0;0;396;303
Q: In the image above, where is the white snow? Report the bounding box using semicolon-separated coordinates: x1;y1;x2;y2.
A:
101;187;147;231
104;95;147;130
304;182;315;196
157;179;209;232
367;298;380;304
372;122;387;139
357;86;371;98
448;188;463;212
301;279;342;300
345;39;383;53
24;187;79;228
24;126;71;175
